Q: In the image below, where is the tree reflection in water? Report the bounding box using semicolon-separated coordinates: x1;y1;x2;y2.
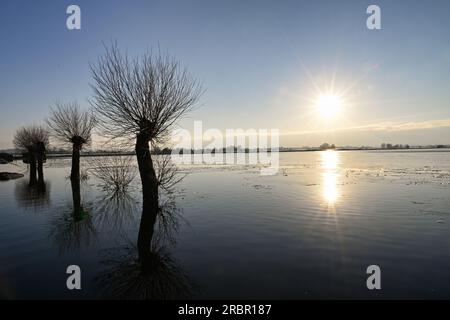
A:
94;189;138;230
15;175;51;211
90;156;139;230
94;155;192;299
94;197;192;299
90;156;137;193
49;178;97;253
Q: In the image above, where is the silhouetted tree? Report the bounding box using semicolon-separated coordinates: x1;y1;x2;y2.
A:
90;43;202;211
13;125;49;184
46;102;96;180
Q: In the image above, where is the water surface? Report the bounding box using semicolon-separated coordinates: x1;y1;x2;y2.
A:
1;150;450;299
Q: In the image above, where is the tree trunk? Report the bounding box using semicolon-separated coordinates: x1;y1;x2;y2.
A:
36;142;46;184
137;199;158;270
29;153;37;185
135;133;160;262
37;153;44;184
71;178;83;221
71;143;81;181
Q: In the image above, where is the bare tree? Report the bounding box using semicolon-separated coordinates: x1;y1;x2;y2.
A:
46;102;96;180
90;43;202;208
13;125;49;184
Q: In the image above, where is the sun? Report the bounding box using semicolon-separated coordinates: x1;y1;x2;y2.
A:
315;94;342;117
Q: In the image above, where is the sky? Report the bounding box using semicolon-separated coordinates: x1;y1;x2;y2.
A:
1;0;450;149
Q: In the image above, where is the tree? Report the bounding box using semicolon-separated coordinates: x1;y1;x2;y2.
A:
90;44;202;210
320;143;332;151
46;102;96;181
13;127;36;183
13;125;49;184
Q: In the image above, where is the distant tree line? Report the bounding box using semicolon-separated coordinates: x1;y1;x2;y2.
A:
381;143;410;149
319;143;336;151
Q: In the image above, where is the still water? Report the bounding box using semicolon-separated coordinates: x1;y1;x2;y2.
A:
1;150;450;299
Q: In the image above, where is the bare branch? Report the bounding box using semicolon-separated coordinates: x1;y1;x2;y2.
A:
46;101;96;148
90;43;202;144
13;125;49;152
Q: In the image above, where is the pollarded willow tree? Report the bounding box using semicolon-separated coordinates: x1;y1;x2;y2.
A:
90;44;202;206
90;44;201;257
13;125;49;184
46;102;96;181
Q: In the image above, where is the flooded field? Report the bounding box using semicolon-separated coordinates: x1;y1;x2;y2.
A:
1;150;450;299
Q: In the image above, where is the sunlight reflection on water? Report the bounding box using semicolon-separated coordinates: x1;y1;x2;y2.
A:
320;150;340;205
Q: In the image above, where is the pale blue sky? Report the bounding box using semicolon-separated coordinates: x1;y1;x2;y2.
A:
1;0;450;148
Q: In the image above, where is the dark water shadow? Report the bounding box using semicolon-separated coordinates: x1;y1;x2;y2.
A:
14;179;51;212
94;184;193;299
93;188;139;231
48;179;97;253
89;156;140;231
